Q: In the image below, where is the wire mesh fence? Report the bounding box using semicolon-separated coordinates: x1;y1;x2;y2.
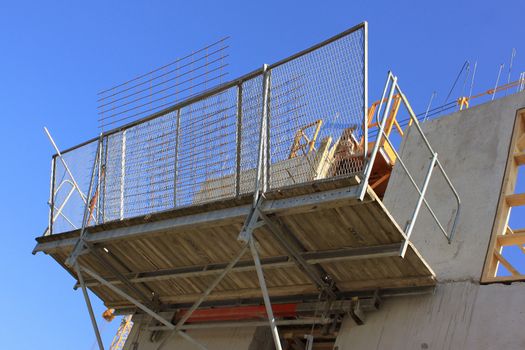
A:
48;23;367;234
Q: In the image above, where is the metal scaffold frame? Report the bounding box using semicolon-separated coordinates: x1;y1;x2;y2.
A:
37;23;465;350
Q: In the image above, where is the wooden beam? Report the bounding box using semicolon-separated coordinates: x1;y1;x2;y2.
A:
517;133;525;152
505;193;525;207
493;251;520;276
482;275;525;283
497;230;525;246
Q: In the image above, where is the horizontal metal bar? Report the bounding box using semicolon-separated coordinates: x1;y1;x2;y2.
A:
34;185;369;253
148;317;333;331
33;205;251;253
269;22;366;70
75;243;401;289
116;286;435;315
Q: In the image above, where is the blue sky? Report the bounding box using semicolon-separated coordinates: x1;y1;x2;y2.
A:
1;0;524;348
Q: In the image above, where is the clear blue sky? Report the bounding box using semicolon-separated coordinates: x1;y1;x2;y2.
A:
1;1;524;348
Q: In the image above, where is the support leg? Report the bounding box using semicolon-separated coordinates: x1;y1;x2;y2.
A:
75;263;105;350
80;265;207;350
249;237;283;350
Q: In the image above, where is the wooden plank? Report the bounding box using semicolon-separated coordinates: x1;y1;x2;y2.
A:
517;133;525;152
497;230;525;246
505;193;525;207
482;275;525;284
493;251;520;275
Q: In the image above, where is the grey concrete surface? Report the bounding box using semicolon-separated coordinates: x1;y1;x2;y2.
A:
335;281;525;350
383;93;525;280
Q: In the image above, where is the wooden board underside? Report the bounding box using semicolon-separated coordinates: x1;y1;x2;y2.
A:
42;189;436;310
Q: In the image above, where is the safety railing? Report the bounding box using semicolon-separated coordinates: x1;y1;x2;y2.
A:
46;23;368;235
362;72;461;256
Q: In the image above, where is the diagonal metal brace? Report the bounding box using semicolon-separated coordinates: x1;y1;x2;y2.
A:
155;243;249;350
256;210;337;300
80;264;208;350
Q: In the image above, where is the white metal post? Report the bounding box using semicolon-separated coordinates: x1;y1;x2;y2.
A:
400;153;438;257
362;21;369;165
120;130;127;220
75;263;105;350
47;156;56;236
250;237;283;350
360;73;398;200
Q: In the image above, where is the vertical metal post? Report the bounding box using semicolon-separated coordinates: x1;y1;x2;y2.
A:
101;136;109;224
235;84;243;197
48;156;56;236
362;21;369;166
120;130;127;220
75;263;105;350
254;64;270;201
400;153;438;257
265;71;271;192
360;74;397;199
174;109;181;207
65;137;102;267
492;64;504;100
249;238;283;350
96;135;103;225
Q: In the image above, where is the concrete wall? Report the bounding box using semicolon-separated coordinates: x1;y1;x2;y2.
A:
334;93;525;349
335;281;525;350
383;93;525;280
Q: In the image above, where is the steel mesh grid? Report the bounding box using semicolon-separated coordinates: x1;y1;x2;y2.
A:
109;111;178;219
268;27;365;189
238;76;263;195
101;132;124;222
48;25;367;234
176;87;238;206
51;140;99;233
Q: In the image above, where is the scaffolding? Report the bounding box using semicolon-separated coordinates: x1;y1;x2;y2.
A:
34;22;462;350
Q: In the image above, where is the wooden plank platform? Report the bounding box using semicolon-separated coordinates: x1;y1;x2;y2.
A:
34;180;436;310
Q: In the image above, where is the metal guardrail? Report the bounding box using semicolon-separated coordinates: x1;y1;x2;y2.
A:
47;23;368;234
362;72;461;257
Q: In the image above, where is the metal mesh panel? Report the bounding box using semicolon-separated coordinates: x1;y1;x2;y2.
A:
268;28;365;189
239;76;263;195
112;111;178;219
48;25;367;234
176;87;238;206
51;140;98;233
